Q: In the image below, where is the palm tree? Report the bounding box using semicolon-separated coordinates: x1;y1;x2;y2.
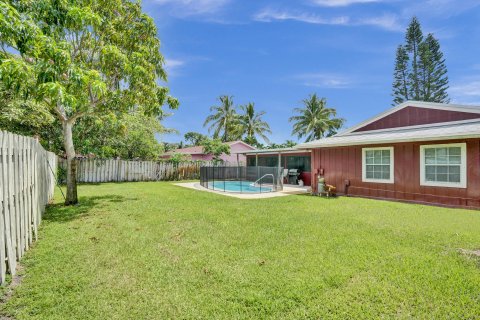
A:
203;95;239;142
238;102;271;145
289;94;344;142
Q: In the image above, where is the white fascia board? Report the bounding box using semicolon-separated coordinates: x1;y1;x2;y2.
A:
296;133;480;149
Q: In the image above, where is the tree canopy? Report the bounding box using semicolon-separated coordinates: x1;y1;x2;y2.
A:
237;102;271;146
0;0;177;204
204;95;239;142
184;131;207;146
289;94;344;142
203;95;271;147
201;138;230;164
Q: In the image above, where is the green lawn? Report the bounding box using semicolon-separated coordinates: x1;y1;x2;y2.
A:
2;182;480;319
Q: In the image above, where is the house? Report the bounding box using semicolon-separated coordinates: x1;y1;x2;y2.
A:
246;101;480;208
162;140;255;163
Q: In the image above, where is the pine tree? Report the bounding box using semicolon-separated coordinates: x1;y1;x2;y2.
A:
392;17;449;105
405;17;424;100
424;34;449;103
392;45;410;105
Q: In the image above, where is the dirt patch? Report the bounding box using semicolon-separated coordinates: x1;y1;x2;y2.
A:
459;249;480;257
0;263;25;319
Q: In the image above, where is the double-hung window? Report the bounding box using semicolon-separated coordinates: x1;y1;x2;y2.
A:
420;143;467;188
362;147;394;183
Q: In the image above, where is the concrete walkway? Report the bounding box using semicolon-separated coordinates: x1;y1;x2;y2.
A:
174;182;311;199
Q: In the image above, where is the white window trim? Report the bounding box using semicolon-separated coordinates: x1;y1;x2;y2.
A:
362;147;394;184
419;143;467;188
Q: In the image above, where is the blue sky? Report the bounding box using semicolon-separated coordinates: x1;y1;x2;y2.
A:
143;0;480;144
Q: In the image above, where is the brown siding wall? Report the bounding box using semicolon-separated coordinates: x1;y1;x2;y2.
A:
354;106;480;132
311;139;480;208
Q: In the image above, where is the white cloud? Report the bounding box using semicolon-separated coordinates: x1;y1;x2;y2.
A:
153;0;230;16
310;0;380;7
254;9;349;25
358;14;402;31
450;81;480;97
294;73;352;89
253;8;401;31
164;58;185;75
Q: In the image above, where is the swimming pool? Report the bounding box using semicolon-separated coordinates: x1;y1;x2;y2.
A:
199;166;282;193
208;180;273;193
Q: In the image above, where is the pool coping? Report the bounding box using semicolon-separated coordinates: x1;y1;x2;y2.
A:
174;182;311;199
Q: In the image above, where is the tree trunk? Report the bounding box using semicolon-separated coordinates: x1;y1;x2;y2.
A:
63;120;78;205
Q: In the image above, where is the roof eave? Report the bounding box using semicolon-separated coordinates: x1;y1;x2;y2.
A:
296;133;480;149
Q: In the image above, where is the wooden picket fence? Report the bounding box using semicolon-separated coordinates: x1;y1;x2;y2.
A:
58;158;223;183
0;131;57;284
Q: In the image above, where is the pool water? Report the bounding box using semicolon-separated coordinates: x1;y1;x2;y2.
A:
208;180;273;193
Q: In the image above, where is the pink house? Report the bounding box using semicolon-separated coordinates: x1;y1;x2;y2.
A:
161;141;255;163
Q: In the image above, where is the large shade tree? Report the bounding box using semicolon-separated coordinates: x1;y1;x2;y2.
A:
289;94;344;142
203;95;239;142
237;102;271;146
0;0;178;204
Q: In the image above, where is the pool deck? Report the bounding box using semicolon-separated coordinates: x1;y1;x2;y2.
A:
174;182;311;199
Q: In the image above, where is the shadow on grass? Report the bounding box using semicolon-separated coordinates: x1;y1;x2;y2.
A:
294;193;341;200
44;195;136;223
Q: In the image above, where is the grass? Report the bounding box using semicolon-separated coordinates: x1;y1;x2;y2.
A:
2;182;480;319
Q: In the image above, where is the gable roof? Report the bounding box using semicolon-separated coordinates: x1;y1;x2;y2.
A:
296;119;480;149
337;101;480;136
226;140;256;150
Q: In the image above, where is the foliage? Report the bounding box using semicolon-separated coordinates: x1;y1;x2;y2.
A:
237;102;271;145
0;90;168;160
392;17;449;105
3;182;480;318
204;96;272;145
163;141;184;152
110;112;165;160
204;95;241;142
259;140;297;149
201;138;230;163
0;84;55;135
289;94;344;142
0;0;178;204
166;152;192;165
184;131;207;146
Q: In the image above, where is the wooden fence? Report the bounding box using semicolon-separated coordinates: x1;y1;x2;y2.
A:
0;131;57;284
58;159;225;183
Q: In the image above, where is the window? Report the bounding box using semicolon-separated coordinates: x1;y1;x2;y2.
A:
285;156;311;172
247;157;256;167
420;143;466;188
362;147;394;183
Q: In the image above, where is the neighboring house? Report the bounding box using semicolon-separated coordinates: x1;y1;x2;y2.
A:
245;101;480;208
162;141;255;163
